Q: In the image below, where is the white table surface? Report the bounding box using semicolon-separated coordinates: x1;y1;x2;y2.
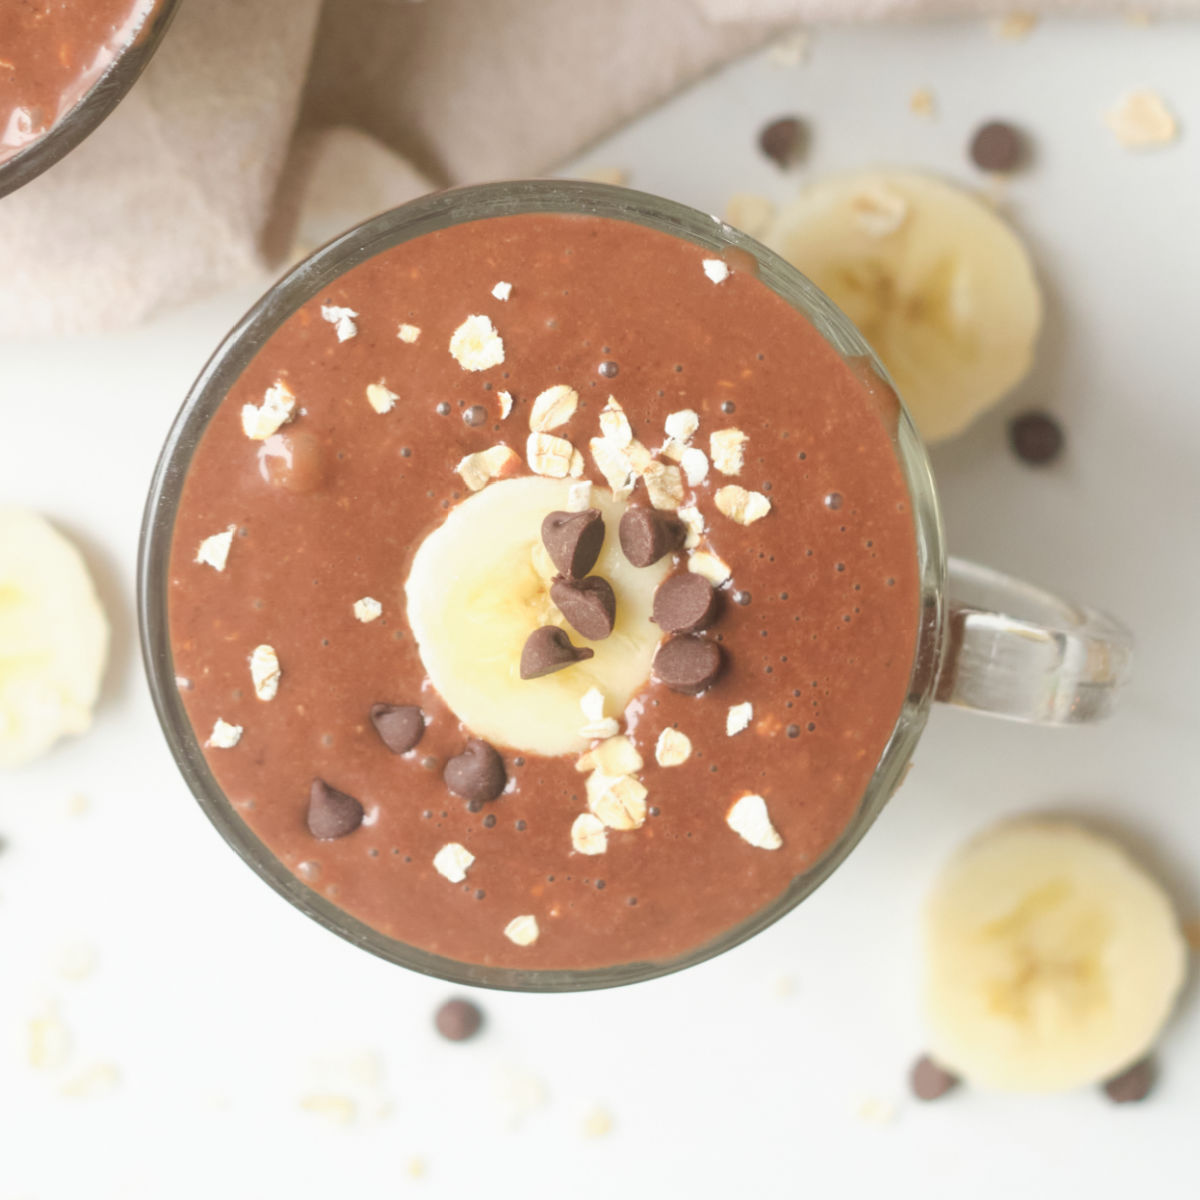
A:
2;17;1198;1200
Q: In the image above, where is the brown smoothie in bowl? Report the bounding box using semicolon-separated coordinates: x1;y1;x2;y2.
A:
167;211;919;971
1;0;158;164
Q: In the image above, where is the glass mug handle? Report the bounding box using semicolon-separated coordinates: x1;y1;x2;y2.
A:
935;557;1134;724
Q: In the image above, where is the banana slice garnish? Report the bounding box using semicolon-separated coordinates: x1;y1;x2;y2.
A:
764;170;1042;444
923;820;1186;1092
0;508;109;768
406;477;669;757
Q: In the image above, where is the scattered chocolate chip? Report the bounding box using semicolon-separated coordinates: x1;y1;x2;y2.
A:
909;1055;959;1101
598;360;619;378
1009;411;1064;464
435;997;484;1041
463;405;488;427
618;507;686;568
653;572;718;634
1103;1058;1155;1104
969;120;1024;172
550;576;616;641
520;625;595;679
759;115;808;168
444;739;506;804
307;779;364;840
653;635;722;695
542;509;605;579
369;704;425;754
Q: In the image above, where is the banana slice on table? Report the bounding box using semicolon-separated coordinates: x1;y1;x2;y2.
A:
406;477;669;757
764;170;1042;444
0;509;109;769
923;820;1186;1092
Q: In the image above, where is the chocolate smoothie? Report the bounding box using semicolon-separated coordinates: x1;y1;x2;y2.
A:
1;0;158;164
167;211;920;971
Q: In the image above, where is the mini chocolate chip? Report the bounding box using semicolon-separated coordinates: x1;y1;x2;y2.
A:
520;625;595;679
969;120;1024;172
1103;1058;1155;1104
653;635;722;695
369;704;424;754
909;1055;959;1102
598;360;619;378
759;115;807;168
434;998;484;1042
307;779;364;840
618;507;686;568
550;576;616;641
1009;411;1064;464
463;405;488;427
653;572;718;634
444;739;506;804
542;509;605;579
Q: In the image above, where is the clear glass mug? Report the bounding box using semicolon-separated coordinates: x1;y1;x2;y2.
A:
0;0;182;199
138;180;1134;991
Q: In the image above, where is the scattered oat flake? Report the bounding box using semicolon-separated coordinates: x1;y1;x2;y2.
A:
530;384;579;432
599;396;633;447
28;1005;71;1069
207;718;243;749
680;447;709;486
504;915;540;946
433;842;475;883
688;550;731;587
250;644;281;701
677;505;704;549
723;192;776;239
321;303;358;342
715;484;771;525
241;379;295;440
590;437;635;499
654;727;692;767
583;1107;614;1138
57;941;98;981
727;794;782;850
567;480;593;512
398;323;421;344
856;1096;899;1125
449;314;505;371
61;1062;121;1099
710;428;747;475
991;11;1037;39
587;772;648;831
726;702;753;736
767;27;810;66
492;281;513;301
365;382;397;414
353;596;382;623
664;409;699;444
456;444;520;492
643;461;685;511
301;1093;358;1126
571;813;608;855
702;258;730;284
850;183;909;237
498;390;514;419
407;1158;428;1180
1107;90;1178;148
527;432;576;478
909;87;936;119
590;734;643;776
196;526;237;572
578;686;620;739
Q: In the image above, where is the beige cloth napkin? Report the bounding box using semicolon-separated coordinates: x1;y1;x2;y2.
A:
0;0;1190;339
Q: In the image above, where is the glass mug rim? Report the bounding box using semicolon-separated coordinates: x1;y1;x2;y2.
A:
0;0;183;200
138;179;947;992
